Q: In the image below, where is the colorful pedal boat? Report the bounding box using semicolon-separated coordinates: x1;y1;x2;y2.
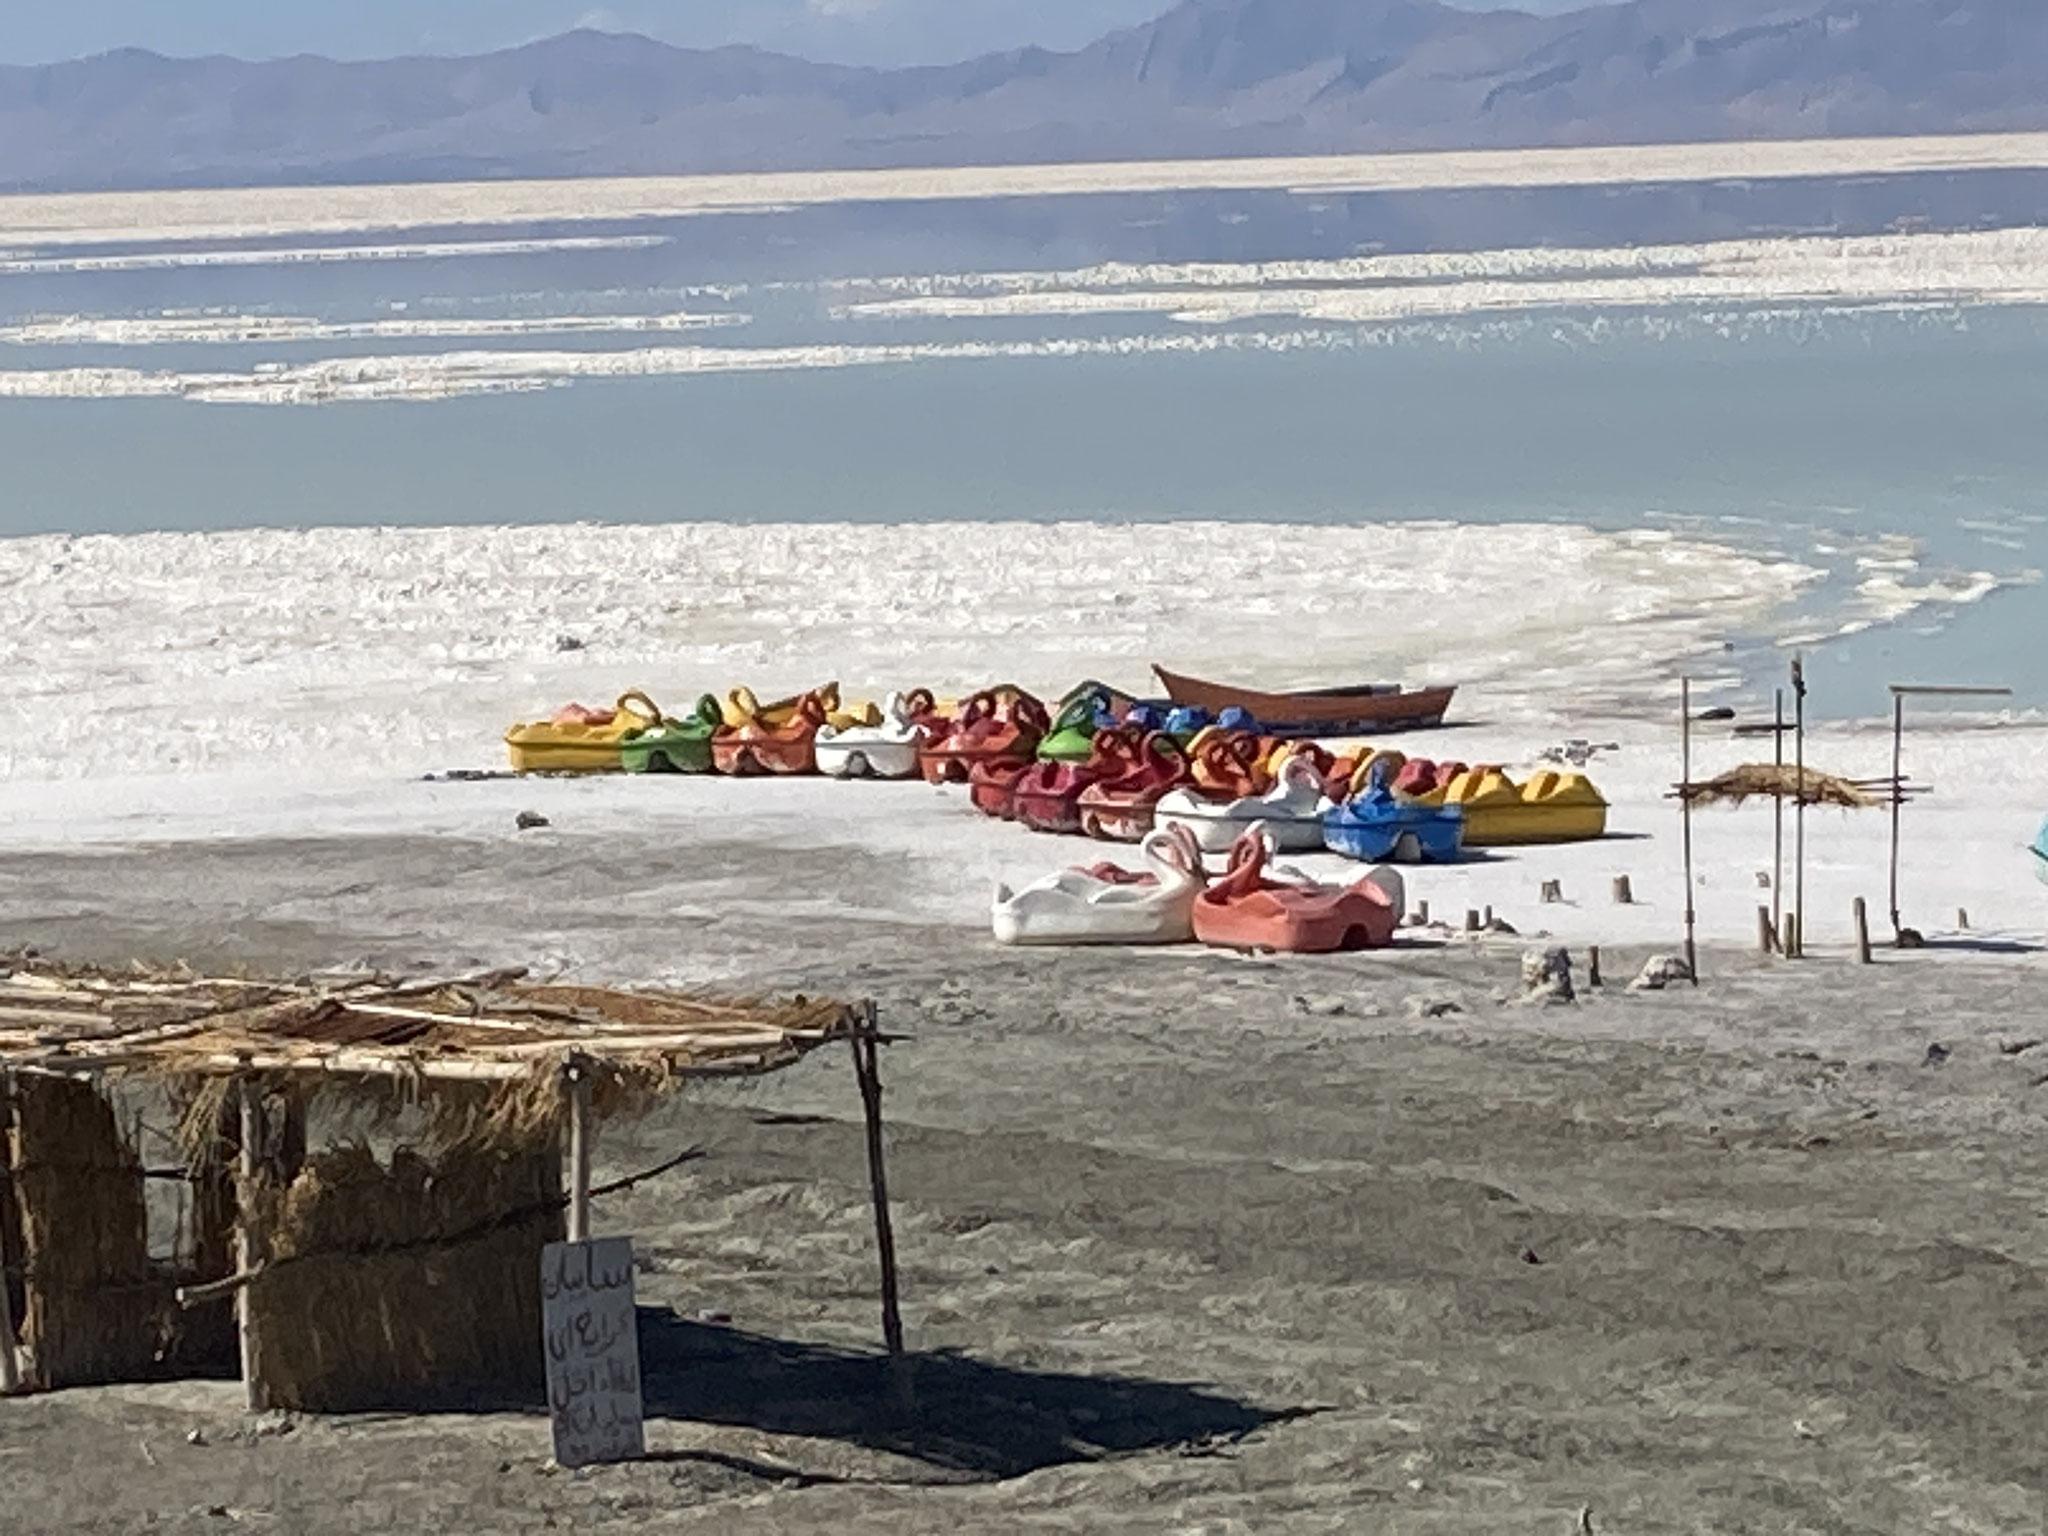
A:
1402;766;1609;846
1039;685;1121;763
969;756;1034;819
1322;760;1466;863
1155;751;1332;854
919;686;1050;784
619;694;723;774
720;683;877;734
1191;824;1402;953
712;691;829;776
1012;729;1143;834
1077;732;1192;843
991;824;1206;946
505;690;663;773
815;691;924;780
1185;727;1271;798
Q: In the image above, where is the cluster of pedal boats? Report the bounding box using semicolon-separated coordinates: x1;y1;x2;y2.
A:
504;673;1608;867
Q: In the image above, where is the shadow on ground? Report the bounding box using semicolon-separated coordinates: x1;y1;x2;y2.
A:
636;1308;1300;1478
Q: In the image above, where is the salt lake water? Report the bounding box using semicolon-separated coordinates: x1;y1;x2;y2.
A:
2;199;2045;726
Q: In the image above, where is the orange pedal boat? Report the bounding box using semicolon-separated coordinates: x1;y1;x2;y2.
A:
712;690;829;776
1191;823;1402;953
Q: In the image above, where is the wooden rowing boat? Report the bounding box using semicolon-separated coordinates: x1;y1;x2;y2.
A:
1152;666;1455;736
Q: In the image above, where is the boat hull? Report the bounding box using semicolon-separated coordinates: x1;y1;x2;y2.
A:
1153;666;1455;736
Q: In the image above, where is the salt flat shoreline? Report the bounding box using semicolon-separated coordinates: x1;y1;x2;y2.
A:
6;839;2045;1531
7;129;2048;247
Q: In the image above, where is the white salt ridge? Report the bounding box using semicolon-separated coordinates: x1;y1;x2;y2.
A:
0;233;670;277
0;309;747;346
829;227;2048;324
0;328;1372;404
0;520;1809;786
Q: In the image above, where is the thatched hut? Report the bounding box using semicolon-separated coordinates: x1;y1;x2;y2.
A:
0;959;865;1412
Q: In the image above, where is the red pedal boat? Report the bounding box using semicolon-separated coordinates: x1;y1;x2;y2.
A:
1077;732;1191;843
918;686;1049;785
968;756;1035;819
1012;728;1143;835
1191;823;1402;953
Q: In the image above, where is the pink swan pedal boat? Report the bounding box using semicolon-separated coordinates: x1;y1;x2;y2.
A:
1191;823;1405;954
991;824;1206;946
1153;749;1332;854
1076;732;1191;843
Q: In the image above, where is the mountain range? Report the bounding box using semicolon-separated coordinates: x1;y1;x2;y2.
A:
4;0;2047;192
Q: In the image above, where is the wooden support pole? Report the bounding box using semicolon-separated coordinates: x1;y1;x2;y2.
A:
1888;691;1905;942
1772;688;1785;938
1416;899;1430;927
1587;947;1603;988
1464;909;1480;933
1957;907;1970;932
850;1003;910;1411
1854;898;1872;965
1681;678;1698;986
1757;904;1776;956
0;1070;19;1396
1792;656;1806;959
1781;911;1800;960
1612;875;1634;906
565;1060;594;1245
236;1075;264;1414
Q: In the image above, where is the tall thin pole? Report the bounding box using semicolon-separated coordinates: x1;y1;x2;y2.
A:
1772;688;1784;937
1792;655;1807;958
1681;678;1697;984
1888;690;1904;943
236;1076;264;1413
851;1003;910;1410
566;1061;593;1245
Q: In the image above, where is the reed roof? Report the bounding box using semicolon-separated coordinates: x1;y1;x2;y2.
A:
0;959;858;1089
1676;763;1880;809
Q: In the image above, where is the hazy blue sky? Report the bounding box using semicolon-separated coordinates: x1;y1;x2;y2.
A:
2;1;1592;68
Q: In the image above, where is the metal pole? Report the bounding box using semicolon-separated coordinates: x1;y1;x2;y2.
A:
1792;656;1806;958
1888;690;1905;943
566;1062;593;1244
1681;678;1697;984
237;1076;264;1413
1772;688;1784;936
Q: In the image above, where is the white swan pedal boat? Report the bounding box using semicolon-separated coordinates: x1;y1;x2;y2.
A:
1152;750;1332;853
814;692;924;780
991;823;1205;946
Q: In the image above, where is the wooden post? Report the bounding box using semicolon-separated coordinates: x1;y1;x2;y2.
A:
1540;880;1562;904
850;1004;910;1411
236;1075;264;1413
1781;911;1800;960
1792;656;1806;959
565;1060;594;1245
1464;909;1480;933
1957;907;1970;931
1417;899;1430;926
1853;898;1872;964
0;1070;19;1396
1612;875;1634;905
1772;688;1785;938
1681;677;1698;985
1587;947;1603;988
1757;904;1775;955
1888;690;1904;942
1483;904;1494;928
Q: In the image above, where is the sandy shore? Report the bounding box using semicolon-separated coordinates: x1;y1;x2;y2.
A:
5;828;2046;1533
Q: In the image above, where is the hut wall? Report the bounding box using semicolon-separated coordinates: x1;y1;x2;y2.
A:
8;1075;162;1390
249;1138;564;1412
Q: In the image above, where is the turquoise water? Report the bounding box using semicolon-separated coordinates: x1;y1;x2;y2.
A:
1;300;2045;721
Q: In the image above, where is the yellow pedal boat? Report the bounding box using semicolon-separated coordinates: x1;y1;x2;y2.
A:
504;690;663;774
1404;766;1608;846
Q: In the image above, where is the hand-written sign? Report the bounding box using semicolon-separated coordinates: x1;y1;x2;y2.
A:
540;1236;645;1468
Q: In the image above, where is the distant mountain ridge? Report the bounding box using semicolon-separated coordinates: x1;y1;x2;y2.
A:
4;0;2047;192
